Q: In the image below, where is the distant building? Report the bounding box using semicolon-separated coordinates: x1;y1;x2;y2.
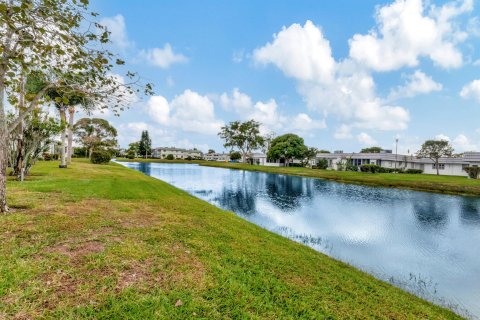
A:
152;147;203;159
204;152;230;162
315;151;480;176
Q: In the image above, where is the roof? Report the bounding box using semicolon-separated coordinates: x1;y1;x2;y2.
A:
316;152;480;164
153;147;202;153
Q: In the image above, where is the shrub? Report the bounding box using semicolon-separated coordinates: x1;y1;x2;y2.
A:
126;150;135;159
360;164;381;173
316;158;328;169
464;166;480;179
405;169;423;174
42;152;52;161
90;150;111;164
51;153;59;160
345;163;358;172
166;154;174;160
288;163;303;167
186;156;193;161
230;151;242;161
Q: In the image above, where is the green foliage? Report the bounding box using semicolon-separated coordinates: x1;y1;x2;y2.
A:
218;120;265;161
90;150;111;164
74;118;117;156
185;156;193;161
315;158;329;169
166;154;174;160
126;150;135;159
360;147;383;153
345;163;358;172
73;147;88;158
416;140;454;175
267;133;307;164
42;153;52;161
208;149;215;154
318;150;331;154
230;151;242;161
464;166;480;179
138;130;152;157
406;169;423;174
360;164;383;173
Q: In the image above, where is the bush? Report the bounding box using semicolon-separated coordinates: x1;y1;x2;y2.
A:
316;158;328;169
405;168;423;174
345;163;358;172
90;150;111;164
360;164;381;173
166;154;174;160
126;150;135;159
288;163;303;167
42;152;52;161
230;151;242;161
186;156;193;161
464;166;480;179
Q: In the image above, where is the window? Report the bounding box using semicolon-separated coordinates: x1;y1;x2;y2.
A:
432;164;445;170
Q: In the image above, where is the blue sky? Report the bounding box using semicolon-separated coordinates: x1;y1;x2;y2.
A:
89;0;480;154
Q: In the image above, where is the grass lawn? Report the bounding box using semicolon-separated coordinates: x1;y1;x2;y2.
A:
195;161;480;196
0;159;462;319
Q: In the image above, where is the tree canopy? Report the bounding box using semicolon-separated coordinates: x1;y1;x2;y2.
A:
74;118;117;158
138;130;152;158
267;133;307;165
416;140;454;175
218;120;264;162
360;147;383;153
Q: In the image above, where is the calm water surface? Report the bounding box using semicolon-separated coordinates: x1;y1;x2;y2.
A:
122;162;480;318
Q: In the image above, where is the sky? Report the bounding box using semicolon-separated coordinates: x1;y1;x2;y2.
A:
87;0;480;155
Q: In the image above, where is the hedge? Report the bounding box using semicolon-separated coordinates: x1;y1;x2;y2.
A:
90;150;112;164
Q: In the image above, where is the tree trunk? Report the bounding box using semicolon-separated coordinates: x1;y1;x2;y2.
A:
14;76;25;181
67;106;75;164
0;79;8;212
436;159;439;175
59;107;67;168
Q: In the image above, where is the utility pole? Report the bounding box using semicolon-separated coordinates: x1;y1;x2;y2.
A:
395;138;399;169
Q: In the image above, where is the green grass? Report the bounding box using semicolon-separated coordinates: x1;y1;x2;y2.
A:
195;161;480;196
0;159;463;319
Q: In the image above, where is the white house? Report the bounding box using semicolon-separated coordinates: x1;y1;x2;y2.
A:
152;147;203;159
315;151;480;176
204;152;230;162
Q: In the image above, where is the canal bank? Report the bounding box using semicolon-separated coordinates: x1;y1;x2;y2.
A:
0;159;463;319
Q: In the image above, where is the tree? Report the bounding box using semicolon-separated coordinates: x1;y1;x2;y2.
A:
318;150;330;153
360;147;383;153
302;147;318;167
127;142;140;157
0;0;153;212
208;149;215;154
416;140;454;175
74;118;117;158
138;130;152;158
230;151;241;161
267;134;308;166
218;120;265;163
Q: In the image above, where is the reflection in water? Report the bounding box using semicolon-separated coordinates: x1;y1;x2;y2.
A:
413;200;449;230
122;162;480;318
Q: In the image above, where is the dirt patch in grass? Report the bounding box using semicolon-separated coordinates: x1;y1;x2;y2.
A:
43;240;105;260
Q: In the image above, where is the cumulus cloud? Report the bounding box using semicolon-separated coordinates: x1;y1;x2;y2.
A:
453;134;478;151
460;79;480;102
349;0;472;71
140;43;188;69
99;15;132;50
389;70;442;100
253;21;410;132
147;90;223;134
435;133;451;141
357;132;377;145
219;88;253;113
218;88;325;134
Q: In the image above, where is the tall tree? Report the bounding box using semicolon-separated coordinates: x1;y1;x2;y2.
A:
0;0;153;212
138;130;152;158
416;140;454;175
218;120;265;163
302;147;318;167
267;133;307;166
74;118;117;158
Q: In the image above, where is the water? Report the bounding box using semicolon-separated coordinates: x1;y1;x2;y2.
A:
121;162;480;318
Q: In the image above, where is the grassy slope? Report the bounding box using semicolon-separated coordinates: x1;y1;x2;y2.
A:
0;160;462;319
196;161;480;196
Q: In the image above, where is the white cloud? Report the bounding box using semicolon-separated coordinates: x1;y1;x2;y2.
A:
349;0;472;71
232;49;245;63
250;99;286;133
389;70;442;100
453;134;478;151
253;21;410;132
460;79;480;102
357;132;377;145
147;90;223;135
435;133;451;141
219;88;253;113
290;113;326;132
254;20;335;83
334;124;353;139
99;15;132;50
140;43;188;69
